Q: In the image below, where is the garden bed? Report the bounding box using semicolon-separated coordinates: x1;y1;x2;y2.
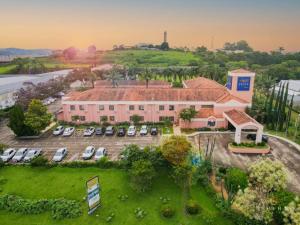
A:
228;143;270;154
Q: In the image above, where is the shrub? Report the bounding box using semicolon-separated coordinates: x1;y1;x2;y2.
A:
185;199;201;215
0;143;7;154
96;157;114;168
0;158;4;168
160;204;175;218
30;155;48;167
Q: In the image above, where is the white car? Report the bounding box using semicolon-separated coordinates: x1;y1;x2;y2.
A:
140;125;148;135
53;126;65;136
52;148;68;162
63;127;75;137
127;126;136;136
82;146;95;160
23;149;42;162
12;148;28;162
94;147;107;160
83;127;95;136
0;148;16;162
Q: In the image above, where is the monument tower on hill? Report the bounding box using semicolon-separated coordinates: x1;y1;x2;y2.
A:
164;31;167;43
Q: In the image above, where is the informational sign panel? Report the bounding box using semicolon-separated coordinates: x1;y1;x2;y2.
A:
86;176;100;214
237;77;251;91
226;76;232;90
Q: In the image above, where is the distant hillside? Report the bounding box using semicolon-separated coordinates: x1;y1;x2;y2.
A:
0;48;52;57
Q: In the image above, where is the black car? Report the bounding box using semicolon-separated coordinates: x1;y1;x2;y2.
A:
105;126;115;136
150;127;158;136
117;127;126;137
95;127;105;135
246;133;268;143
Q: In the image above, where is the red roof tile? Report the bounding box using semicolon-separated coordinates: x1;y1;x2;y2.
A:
196;108;223;118
183;77;227;90
224;109;258;125
94;80;171;88
230;69;253;74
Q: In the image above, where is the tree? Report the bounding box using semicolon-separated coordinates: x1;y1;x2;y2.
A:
129;159;156;192
24;99;52;134
180;108;197;122
161;135;191;165
105;65;123;87
140;67;152;88
8;105;34;136
283;197;300;225
225;168;248;204
63;47;77;60
130;114;142;125
273;190;295;224
171;164;192;188
160;42;169;51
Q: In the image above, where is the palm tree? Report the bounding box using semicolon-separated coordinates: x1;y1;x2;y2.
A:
105;65;122;88
88;72;97;88
140;67;152;88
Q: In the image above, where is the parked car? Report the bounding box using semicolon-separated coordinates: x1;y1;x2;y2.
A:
95;127;105;135
150;127;158;136
0;148;16;162
53;126;65;136
246;134;268;143
23;149;42;162
63;127;75;137
82;146;95;160
94;147;107;160
140;125;148;135
117;127;126;137
11;148;28;162
105;126;115;136
52;148;68;162
127;125;136;136
83;127;95;136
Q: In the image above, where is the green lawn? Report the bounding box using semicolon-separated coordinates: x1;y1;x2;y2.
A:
103;50;202;67
0;166;233;225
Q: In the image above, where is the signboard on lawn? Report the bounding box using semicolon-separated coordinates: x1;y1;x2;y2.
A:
226;76;232;90
86;176;100;214
237;77;251;91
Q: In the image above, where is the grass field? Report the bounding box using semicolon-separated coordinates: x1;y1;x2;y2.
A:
102;50;201;67
0;167;233;225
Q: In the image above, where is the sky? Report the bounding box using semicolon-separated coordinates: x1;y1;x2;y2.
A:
0;0;299;52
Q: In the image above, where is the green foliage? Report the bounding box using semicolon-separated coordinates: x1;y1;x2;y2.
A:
0;195;81;220
24;99;52;134
180;108;197;122
161;135;191;165
160;42;170;51
225;168;248;203
129;159;156;192
171;164;192;188
272;190;295;225
0;159;4;168
185;199;201;215
30;155;49;167
160;204;175;218
0;143;7;155
192;160;212;186
130;114;142;125
134;207;147;219
96;156;115;168
8;105;34;136
283;197;300;225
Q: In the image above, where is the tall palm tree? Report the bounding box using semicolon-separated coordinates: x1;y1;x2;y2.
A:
105;65;122;88
140;67;152;88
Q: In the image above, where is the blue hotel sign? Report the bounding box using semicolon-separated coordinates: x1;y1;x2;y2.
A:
237;77;251;91
226;76;232;90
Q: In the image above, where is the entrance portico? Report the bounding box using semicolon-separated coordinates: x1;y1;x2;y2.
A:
223;109;263;144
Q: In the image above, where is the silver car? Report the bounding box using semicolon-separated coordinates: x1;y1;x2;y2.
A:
94;147;107;160
83;127;95;136
23;149;42;162
53;126;64;136
82;146;95;160
0;148;16;162
127;125;136;136
63;127;75;137
52;148;68;162
140;125;148;135
12;148;28;162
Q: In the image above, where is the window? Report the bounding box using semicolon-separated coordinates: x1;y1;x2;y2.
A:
109;116;115;121
79;116;85;121
208;120;216;127
79;105;84;111
159;105;164;111
139;105;144;111
70;105;75;111
190;105;196;110
159;116;174;122
100;116;108;122
99;105;104;111
109;105;114;111
202;105;214;109
129;105;135;111
169;105;175;111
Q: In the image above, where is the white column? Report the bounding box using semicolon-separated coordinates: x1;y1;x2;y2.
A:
235;127;242;144
255;128;263;144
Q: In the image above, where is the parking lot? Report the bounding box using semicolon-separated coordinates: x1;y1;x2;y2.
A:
0;122;161;161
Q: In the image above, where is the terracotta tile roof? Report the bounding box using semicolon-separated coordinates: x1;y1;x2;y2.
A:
64;87;229;102
224;109;258;125
94;80;171;88
230;69;253;74
216;93;249;103
196;108;223;118
183;77;227;90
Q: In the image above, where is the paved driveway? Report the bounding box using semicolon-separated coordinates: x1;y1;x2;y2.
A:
188;133;300;193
